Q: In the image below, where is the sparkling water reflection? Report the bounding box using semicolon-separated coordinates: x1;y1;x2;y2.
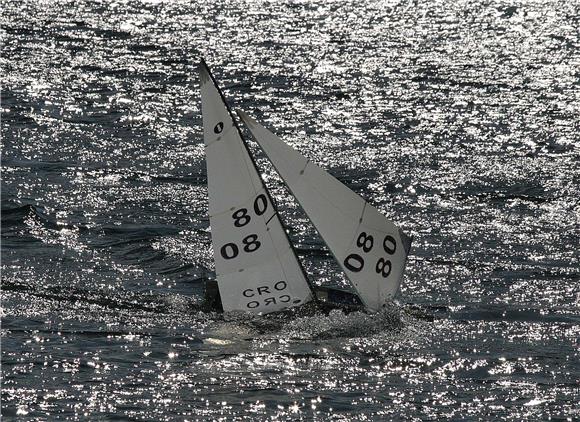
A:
2;0;579;420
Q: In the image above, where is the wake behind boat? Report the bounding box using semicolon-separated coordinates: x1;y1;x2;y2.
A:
198;60;411;315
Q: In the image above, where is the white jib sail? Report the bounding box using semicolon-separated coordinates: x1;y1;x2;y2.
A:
199;62;312;313
238;111;412;312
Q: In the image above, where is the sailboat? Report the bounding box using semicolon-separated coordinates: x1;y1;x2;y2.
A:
199;60;411;314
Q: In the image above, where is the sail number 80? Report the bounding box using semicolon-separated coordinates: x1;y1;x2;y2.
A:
343;233;397;278
232;194;268;227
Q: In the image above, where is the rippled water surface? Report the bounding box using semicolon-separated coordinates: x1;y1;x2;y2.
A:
2;0;579;420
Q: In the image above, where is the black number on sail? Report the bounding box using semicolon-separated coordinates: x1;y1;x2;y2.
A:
231;195;269;228
344;253;364;272
242;234;261;252
253;194;268;216
220;234;261;260
220;243;239;260
383;235;396;255
356;232;374;253
232;208;250;227
214;122;224;134
373;234;396;278
344;231;375;272
375;258;392;277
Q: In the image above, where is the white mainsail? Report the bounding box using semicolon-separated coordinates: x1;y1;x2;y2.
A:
238;111;412;311
199;61;313;313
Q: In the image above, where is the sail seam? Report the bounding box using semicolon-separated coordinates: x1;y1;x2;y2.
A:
208;186;269;219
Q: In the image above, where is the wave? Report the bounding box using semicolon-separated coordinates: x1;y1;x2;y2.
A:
1;203;60;230
2;279;206;316
448;303;580;324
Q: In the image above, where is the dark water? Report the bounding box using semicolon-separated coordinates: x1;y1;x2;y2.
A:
2;0;579;420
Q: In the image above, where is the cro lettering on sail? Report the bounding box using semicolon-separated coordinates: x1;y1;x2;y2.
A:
242;280;293;309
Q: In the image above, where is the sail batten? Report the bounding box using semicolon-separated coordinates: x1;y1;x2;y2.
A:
199;62;313;313
238;110;411;311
